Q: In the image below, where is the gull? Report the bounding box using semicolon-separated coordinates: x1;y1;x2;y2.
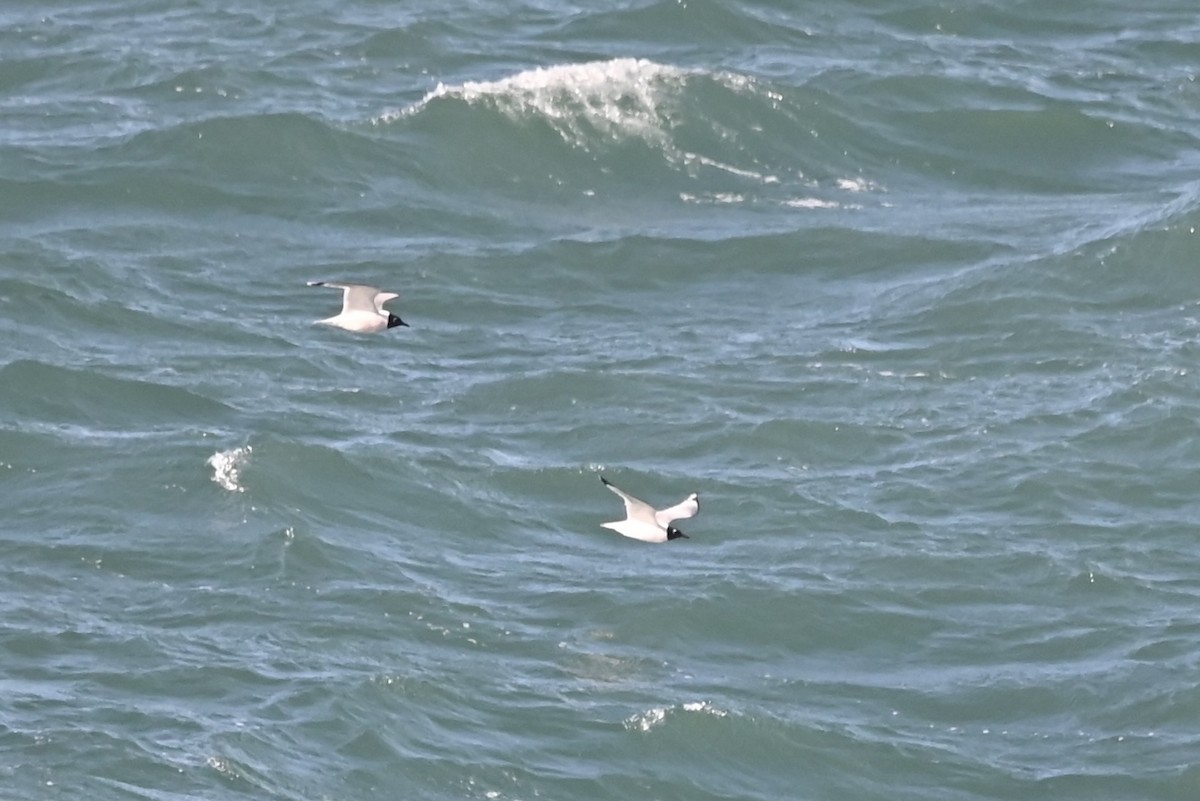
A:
308;281;409;332
599;475;698;543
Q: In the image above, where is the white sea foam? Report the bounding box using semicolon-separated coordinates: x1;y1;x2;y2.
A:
679;191;747;205
782;197;844;209
836;177;879;192
372;59;810;195
378;59;692;148
624;700;729;732
682;151;780;183
207;446;251;493
375;59;770;164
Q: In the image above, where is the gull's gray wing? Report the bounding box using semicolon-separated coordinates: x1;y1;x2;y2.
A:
600;476;658;525
308;281;384;314
372;291;399;312
654;493;699;527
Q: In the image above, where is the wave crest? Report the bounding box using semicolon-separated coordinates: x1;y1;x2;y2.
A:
380;59;700;148
207;446;252;493
372;58;878;208
624;700;730;732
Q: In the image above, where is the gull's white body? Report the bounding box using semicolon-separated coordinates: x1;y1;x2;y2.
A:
599;476;699;543
308;281;403;332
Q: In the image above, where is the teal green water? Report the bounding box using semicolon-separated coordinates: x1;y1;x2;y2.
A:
4;2;1200;799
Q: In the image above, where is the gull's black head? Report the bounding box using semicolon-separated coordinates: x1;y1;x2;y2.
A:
387;313;409;329
667;526;689;541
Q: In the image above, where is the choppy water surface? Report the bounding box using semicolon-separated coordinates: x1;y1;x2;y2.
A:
4;2;1200;799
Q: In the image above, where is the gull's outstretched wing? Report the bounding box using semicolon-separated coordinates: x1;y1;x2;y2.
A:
600;476;658;525
307;281;384;314
654;493;699;527
372;291;399;312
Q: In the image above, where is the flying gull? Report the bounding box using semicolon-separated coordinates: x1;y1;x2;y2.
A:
308;281;408;332
599;475;698;543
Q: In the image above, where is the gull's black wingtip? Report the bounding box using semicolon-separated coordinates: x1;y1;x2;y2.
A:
306;280;326;287
600;475;611;486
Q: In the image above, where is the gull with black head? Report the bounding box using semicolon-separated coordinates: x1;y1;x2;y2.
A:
599;475;698;543
308;281;408;332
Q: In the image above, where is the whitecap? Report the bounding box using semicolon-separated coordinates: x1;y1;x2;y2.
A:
379;59;691;148
624;700;729;732
207;446;251;493
680;191;746;205
835;177;880;192
376;58;766;155
782;197;843;209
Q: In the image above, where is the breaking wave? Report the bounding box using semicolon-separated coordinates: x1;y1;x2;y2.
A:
624;700;730;733
373;58;877;209
207;446;252;493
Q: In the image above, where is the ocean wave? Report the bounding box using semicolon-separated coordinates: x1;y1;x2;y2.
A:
371;58;881;209
624;700;730;733
0;360;233;430
375;58;704;143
